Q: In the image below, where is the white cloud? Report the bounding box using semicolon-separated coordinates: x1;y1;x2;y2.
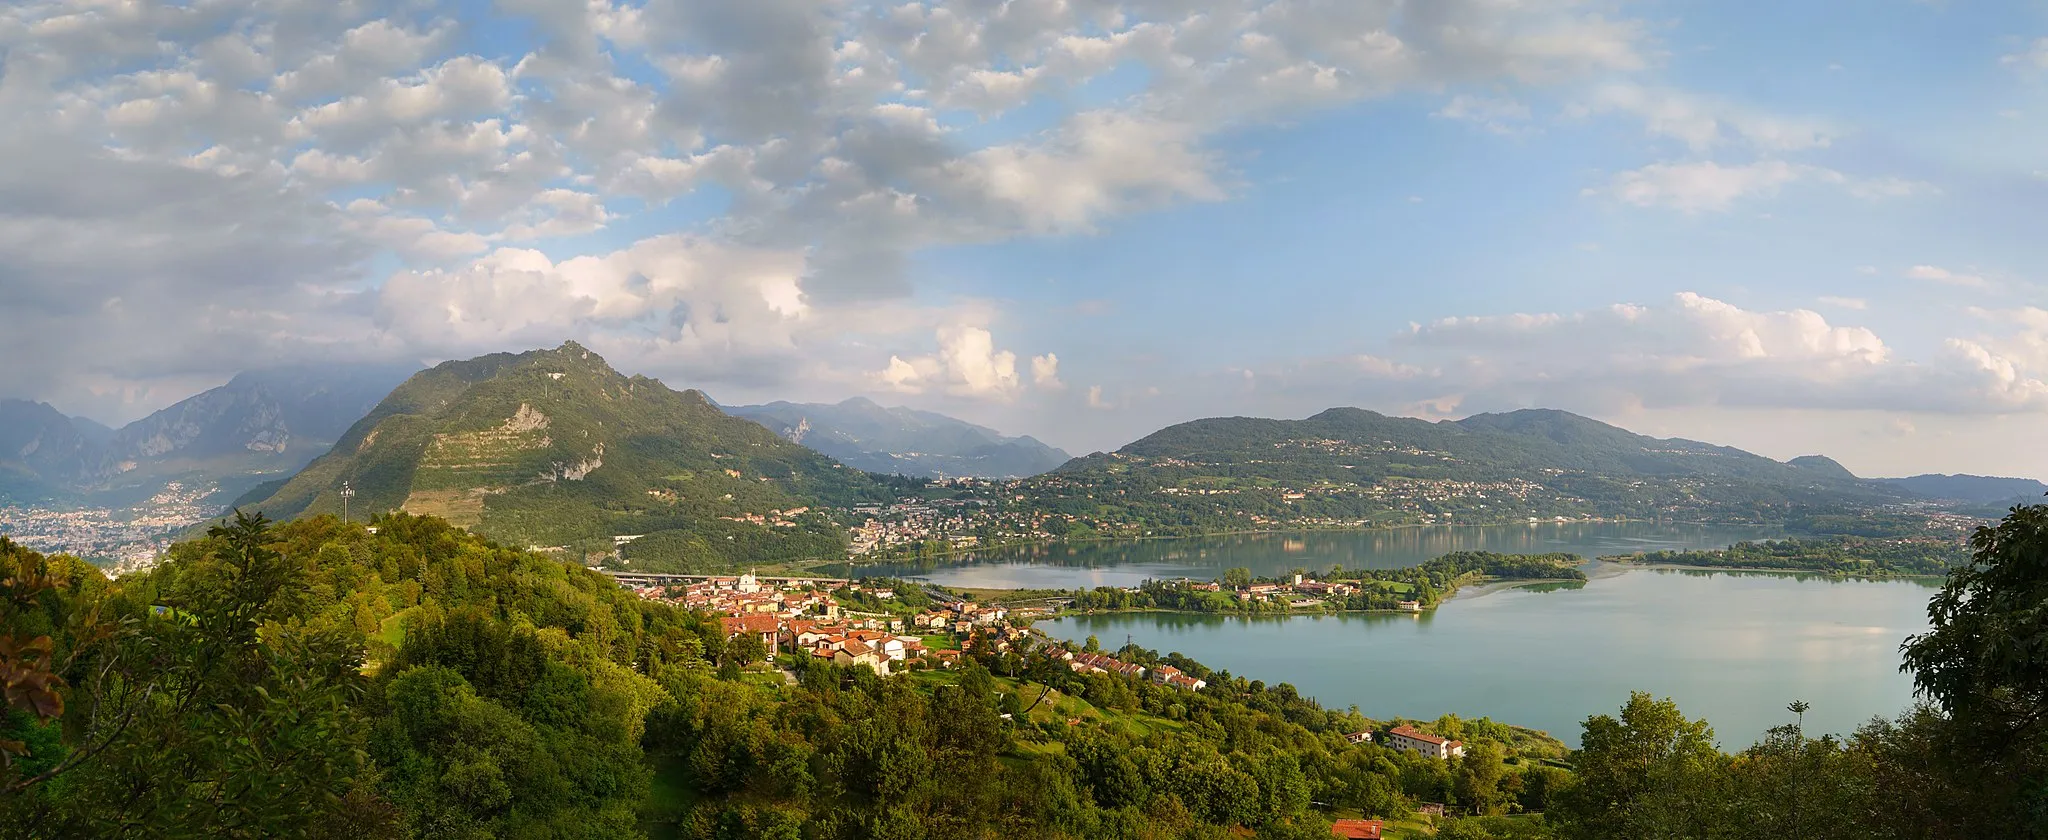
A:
1579;84;1834;152
1591;161;1808;213
1435;95;1532;134
1905;264;1989;288
1818;296;1868;310
1031;353;1064;390
2002;38;2048;70
1590;161;1929;213
867;325;1040;399
1242;292;2048;416
1086;385;1111;410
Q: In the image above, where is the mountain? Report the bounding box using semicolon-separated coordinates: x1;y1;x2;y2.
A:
0;399;97;501
1044;407;1895;527
1786;455;1859;481
1876;473;2048;504
235;342;890;568
726;397;1071;478
0;365;414;505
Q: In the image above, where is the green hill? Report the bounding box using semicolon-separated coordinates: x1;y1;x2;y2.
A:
1040;407;1897;528
235;342;890;568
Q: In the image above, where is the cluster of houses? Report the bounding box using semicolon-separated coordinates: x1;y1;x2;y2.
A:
624;572;846;618
1180;574;1424;612
1058;650;1210;691
1341;725;1468;760
908;600;1042;633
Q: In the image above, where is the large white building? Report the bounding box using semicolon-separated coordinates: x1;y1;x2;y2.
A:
1385;725;1466;759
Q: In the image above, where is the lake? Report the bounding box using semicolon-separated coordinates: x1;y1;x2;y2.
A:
854;521;1783;589
1044;569;1935;748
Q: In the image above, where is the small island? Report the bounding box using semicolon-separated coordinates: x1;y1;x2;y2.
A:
1600;535;1965;578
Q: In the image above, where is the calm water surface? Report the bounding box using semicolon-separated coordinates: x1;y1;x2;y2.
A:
857;521;1783;589
1045;570;1934;748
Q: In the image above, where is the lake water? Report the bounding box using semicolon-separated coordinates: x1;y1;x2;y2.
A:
855;521;1783;589
1044;569;1936;748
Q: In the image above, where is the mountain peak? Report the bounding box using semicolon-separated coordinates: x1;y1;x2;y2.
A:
1787;455;1857;480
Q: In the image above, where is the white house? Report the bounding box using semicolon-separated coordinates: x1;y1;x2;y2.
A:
1384;725;1465;759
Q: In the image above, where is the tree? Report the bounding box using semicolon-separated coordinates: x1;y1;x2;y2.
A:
1552;692;1723;840
1223;568;1252;588
1903;504;2048;743
1453;742;1508;815
727;632;767;667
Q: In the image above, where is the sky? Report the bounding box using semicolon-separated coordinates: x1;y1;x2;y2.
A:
3;0;2047;479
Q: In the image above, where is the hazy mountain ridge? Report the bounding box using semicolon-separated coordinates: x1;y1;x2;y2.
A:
0;366;412;503
236;343;892;567
1876;473;2048;503
727;397;1071;478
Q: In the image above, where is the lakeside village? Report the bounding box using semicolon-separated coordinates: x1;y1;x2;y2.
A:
834;474;1604;560
614;571;1474;762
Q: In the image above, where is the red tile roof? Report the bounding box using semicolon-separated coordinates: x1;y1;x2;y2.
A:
1389;725;1450;746
721;614;780;635
1330;819;1383;839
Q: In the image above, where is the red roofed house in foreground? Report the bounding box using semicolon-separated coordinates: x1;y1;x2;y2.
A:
1330;818;1383;839
1385;725;1466;759
720;613;781;657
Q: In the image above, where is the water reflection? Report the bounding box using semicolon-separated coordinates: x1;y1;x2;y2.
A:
1044;570;1932;748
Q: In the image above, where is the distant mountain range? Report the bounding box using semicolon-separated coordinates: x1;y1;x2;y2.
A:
725;398;1071;479
1039;407;1905;528
0;366;413;504
233;343;891;565
1875;474;2048;504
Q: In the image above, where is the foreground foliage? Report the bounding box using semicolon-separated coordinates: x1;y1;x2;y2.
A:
3;503;2047;838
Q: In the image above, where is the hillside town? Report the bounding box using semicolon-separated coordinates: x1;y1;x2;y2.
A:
613;571;1234;693
0;480;223;572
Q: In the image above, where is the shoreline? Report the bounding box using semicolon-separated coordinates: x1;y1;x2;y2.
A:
1602;559;1947;581
825;516;1777;571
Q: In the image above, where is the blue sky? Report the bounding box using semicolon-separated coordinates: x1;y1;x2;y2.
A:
2;0;2047;476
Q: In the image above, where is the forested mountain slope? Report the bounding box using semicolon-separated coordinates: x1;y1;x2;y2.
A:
1036;407;1899;529
234;343;892;565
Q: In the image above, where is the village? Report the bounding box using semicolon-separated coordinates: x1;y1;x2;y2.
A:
617;571;1254;690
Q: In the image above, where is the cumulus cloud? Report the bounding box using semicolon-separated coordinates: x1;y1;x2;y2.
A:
869;325;1054;400
1237;293;2048;417
1031;354;1064;390
0;0;1921;425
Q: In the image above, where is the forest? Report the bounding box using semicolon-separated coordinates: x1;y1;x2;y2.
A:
1611;535;1965;576
3;505;2046;839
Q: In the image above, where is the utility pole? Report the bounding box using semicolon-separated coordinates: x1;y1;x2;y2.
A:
340;480;355;525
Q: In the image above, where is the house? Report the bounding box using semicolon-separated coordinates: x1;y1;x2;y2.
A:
720;613;781;656
1385;725;1466;759
1345;731;1373;744
1330;819;1384;839
833;639;890;675
1397;600;1423;612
